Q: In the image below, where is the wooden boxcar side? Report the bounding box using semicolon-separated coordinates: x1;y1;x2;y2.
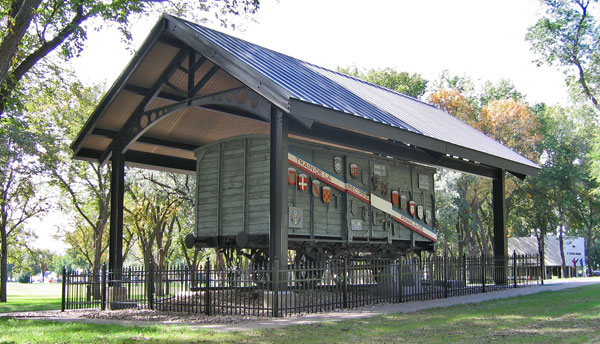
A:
194;135;436;255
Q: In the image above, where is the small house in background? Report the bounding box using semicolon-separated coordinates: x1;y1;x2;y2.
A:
508;236;586;278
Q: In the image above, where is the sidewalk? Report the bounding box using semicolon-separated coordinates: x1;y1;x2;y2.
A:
4;277;599;332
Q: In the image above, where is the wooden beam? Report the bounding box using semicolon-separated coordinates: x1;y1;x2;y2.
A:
91;128;198;152
99;49;189;166
289;121;501;179
191;65;220;96
122;84;186;102
75;148;196;173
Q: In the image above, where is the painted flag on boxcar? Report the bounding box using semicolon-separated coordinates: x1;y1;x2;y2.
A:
288;168;296;186
322;186;331;204
312;179;321;198
409;201;416;216
391;190;399;207
298;174;308;191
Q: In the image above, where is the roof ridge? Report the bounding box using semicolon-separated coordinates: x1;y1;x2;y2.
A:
170;15;438;110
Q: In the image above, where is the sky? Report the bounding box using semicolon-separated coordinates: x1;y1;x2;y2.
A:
34;0;569;253
72;0;569;105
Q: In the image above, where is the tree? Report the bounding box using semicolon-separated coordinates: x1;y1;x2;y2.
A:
49;249;87;273
0;98;52;301
0;0;260;120
125;172;181;272
0;0;261;303
428;78;542;256
527;0;600;111
338;67;428;99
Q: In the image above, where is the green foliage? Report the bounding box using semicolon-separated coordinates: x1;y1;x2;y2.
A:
0;0;261;119
338;66;428;98
479;79;526;106
16;273;31;283
49;250;88;273
526;0;600;110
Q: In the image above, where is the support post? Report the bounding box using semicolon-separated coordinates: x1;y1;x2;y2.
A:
481;253;486;293
269;106;288;288
273;258;280;317
492;169;507;285
443;253;448;298
398;258;403;303
513;250;517;288
101;264;107;311
109;148;125;273
343;258;348;308
148;261;154;310
61;268;66;312
204;260;211;315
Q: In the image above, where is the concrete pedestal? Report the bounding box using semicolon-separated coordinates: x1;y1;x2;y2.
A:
263;291;296;311
106;286;133;310
375;263;423;297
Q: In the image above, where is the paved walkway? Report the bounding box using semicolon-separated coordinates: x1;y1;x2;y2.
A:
3;277;599;332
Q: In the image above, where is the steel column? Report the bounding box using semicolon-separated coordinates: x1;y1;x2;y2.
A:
492;169;507;285
269;106;289;277
109;148;125;271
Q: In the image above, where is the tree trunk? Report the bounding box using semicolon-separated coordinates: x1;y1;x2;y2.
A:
457;222;463;259
0;0;43;92
0;226;7;302
558;222;567;278
585;224;593;277
90;228;104;300
535;229;546;279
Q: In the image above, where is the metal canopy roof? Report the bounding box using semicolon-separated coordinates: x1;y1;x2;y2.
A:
72;14;540;178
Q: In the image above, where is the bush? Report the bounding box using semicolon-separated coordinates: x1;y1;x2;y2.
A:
17;273;31;283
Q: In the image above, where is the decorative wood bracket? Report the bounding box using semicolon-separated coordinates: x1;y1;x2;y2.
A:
100;86;271;165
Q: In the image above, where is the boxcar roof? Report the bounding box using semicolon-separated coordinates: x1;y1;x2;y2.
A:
72;14;540;177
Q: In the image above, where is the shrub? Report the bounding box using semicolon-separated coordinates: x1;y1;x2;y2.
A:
17;273;31;283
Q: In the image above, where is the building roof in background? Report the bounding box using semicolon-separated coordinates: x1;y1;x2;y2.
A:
509;236;585;267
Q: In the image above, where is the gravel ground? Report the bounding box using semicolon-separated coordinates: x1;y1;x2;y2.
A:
3;308;270;325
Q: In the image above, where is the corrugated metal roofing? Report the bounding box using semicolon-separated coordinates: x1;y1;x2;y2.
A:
175;17;539;171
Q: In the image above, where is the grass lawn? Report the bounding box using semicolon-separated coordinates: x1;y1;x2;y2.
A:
0;282;62;313
1;284;599;343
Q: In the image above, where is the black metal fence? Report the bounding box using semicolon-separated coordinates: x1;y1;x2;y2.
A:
62;253;542;316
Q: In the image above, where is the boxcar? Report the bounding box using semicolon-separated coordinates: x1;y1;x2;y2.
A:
188;135;437;259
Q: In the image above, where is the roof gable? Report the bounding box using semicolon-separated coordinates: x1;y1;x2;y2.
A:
72;15;540;177
171;16;539;176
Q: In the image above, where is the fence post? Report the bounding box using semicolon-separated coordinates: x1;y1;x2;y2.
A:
273;258;280;317
540;254;544;286
481;254;486;293
148;261;155;310
443;253;448;298
462;254;467;287
204;259;210;315
343;258;348;309
101;264;107;311
61;268;66;312
398;257;404;303
513;251;517;288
